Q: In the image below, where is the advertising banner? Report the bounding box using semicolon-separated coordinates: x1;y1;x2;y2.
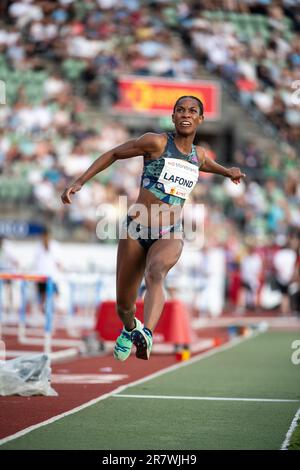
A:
114;75;221;120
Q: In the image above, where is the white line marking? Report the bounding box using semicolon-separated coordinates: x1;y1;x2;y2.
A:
280;406;300;450
113;394;300;403
52;374;128;384
21;337;84;347
5;350;42;357
3;327;45;336
0;332;262;446
4;349;79;361
50;348;79;361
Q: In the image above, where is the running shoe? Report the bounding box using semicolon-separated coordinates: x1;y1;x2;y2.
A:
113;318;143;361
131;327;153;360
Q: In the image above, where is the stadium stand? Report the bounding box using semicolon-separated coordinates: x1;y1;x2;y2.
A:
0;0;299;314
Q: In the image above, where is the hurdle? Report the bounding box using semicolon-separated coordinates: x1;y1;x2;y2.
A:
67;273;102;332
0;273;82;360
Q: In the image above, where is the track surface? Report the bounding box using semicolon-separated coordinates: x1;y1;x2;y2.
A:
0;351;182;440
1;331;299;450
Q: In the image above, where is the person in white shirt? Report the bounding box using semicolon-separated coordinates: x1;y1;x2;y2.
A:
236;244;263;314
32;228;62;305
0;235;19;314
0;236;18;272
273;241;297;316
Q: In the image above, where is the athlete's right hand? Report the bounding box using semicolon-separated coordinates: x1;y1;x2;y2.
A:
61;182;82;204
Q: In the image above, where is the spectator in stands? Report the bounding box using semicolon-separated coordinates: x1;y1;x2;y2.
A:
0;235;19;315
0;235;18;272
0;0;299;321
273;237;298;316
31;227;62;308
236;241;263;314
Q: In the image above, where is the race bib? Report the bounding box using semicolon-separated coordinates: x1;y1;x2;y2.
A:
157;158;199;199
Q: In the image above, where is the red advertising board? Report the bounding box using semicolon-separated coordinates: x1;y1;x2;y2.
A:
113;75;221;120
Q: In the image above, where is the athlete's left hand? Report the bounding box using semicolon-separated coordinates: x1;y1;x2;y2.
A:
228;167;246;185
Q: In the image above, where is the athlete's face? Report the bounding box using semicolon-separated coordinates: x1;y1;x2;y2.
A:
172;98;204;136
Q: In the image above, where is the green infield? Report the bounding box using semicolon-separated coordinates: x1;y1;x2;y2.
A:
1;331;299;450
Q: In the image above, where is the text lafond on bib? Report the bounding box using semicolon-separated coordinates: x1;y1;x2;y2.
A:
157;158;199;199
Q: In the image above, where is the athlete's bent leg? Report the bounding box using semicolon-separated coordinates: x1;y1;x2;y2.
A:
114;237;147;360
116;237;146;329
143;238;183;331
131;238;183;360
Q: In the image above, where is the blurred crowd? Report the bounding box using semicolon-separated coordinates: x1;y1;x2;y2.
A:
0;0;198;102
0;1;299;314
0;0;299;139
180;1;300;146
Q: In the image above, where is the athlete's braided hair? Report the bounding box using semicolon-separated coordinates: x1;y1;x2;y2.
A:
173;96;204;116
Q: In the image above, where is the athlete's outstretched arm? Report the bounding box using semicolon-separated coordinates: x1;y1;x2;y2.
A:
198;148;246;184
61;133;162;204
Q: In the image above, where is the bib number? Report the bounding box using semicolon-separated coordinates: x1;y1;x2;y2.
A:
157;158;199;199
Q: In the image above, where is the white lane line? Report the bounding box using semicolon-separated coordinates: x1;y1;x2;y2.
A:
113;394;300;403
0;332;262;446
51;374;128;384
4;350;42;356
281;406;300;450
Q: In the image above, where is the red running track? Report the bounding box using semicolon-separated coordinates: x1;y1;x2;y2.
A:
0;351;184;440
